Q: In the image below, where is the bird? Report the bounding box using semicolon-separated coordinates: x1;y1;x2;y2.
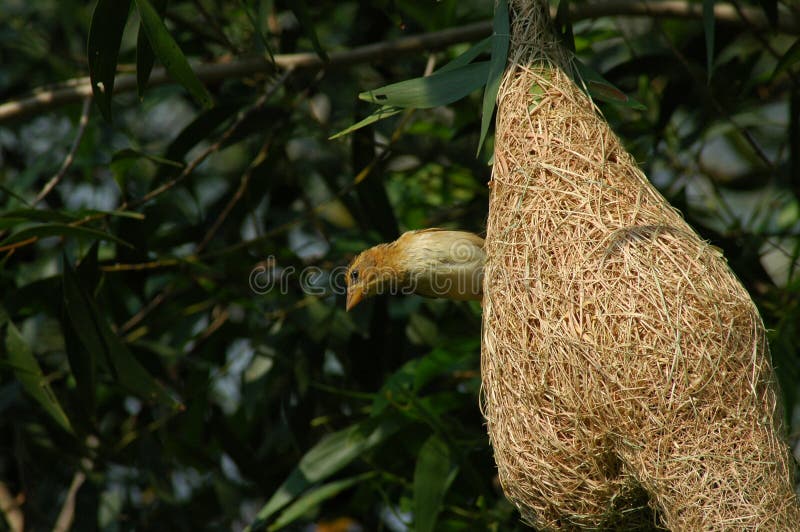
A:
345;229;485;311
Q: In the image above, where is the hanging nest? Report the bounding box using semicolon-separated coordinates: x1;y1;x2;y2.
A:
480;0;800;529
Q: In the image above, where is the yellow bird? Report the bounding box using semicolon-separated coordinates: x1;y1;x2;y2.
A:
345;229;485;311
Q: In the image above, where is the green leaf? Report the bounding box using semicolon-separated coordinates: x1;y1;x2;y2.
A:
112;148;184;168
0;209;76;225
248;417;403;530
61;244;100;416
359;62;490;109
76;241;101;298
87;0;132;121
330;38;492;140
703;0;715;81
239;0;275;64
269;474;373;531
0;208;141;229
136;0;168;97
773;38;800;80
572;59;646;110
157;104;240;180
62;255;181;409
5;319;73;433
0;224;133;249
372;344;475;416
328;106;403;140
62;305;95;415
74;209;146;221
436;37;492;74
134;0;213;108
289;0;328;62
62;253;111;375
756;0;778;27
477;0;509;155
414;435;458;532
0;183;31;206
529;80;545;104
555;0;575;53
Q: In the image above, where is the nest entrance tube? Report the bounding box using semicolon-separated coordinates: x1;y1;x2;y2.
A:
480;1;800;529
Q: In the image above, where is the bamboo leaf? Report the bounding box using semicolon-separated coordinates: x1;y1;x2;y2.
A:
239;0;275;64
359;62;490;109
136;0;168;97
330;38;491;139
112;148;184;168
62;255;181;409
157;104;240;180
477;0;509;155
756;0;778;27
289;0;328;62
134;0;213;108
436;37;492;74
0;183;31;206
573;59;646;110
87;0;132;121
555;0;575;53
248;417;403;530
703;0;715;81
62;244;100;415
0;209;76;224
328;106;402;140
414;435;458;532
773;38;800;80
5;319;73;433
372;344;475;416
0;208;143;228
269;474;372;531
1;224;133;249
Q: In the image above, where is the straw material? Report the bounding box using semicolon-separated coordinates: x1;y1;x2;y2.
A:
480;1;800;529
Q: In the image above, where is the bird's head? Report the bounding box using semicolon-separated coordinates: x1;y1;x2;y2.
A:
345;229;485;311
345;245;395;311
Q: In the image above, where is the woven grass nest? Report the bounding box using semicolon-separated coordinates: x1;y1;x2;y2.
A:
480;1;800;529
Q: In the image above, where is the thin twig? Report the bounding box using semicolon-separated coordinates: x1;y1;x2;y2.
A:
190;0;238;53
122;70;291;211
187;305;230;351
1;2;795;124
34;96;92;206
729;0;799;86
658;24;775;169
52;471;86;532
0;74;291;262
111;77;289;338
101;258;181;272
195;140;271;253
119;286;174;336
166;10;233;50
0;481;23;532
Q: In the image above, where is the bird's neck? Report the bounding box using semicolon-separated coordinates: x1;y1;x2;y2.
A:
378;241;412;282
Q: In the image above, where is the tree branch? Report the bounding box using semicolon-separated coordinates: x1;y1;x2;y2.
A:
34;96;92;205
0;1;796;124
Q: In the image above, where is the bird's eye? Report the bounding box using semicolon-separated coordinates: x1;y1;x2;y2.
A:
350;270;359;283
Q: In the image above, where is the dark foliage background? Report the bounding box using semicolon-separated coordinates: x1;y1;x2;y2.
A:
0;0;798;530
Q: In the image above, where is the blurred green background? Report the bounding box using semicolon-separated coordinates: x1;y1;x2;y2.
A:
0;0;798;530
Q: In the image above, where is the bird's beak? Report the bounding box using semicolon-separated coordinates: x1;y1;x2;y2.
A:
346;286;364;311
